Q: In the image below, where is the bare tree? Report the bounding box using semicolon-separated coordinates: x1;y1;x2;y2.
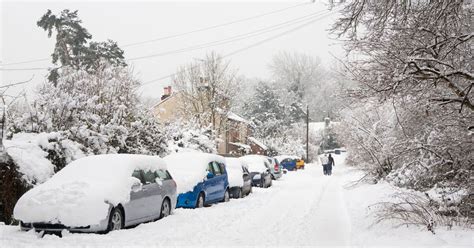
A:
173;52;240;136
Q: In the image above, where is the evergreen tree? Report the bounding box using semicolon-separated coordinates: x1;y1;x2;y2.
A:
242;81;286;138
37;9;126;84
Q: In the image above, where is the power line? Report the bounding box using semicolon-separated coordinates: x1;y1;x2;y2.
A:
140;7;339;87
0;1;311;67
0;67;48;71
128;9;329;61
122;2;312;48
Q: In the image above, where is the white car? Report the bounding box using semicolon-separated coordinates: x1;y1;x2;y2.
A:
14;154;177;234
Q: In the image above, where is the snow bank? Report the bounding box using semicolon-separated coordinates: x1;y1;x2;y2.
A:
240;155;268;173
225;158;244;187
3;133;57;185
14;154;167;227
164;152;225;194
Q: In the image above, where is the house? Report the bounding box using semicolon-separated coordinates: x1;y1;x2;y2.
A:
152;86;268;156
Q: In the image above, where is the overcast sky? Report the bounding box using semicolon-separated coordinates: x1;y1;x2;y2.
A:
1;0;344;99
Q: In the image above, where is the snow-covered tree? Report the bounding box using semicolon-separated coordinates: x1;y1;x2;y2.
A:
332;0;473;226
11;62;166;159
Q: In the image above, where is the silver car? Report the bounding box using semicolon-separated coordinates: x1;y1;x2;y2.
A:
14;154;177;234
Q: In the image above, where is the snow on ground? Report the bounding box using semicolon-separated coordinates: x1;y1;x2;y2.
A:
1;153;471;247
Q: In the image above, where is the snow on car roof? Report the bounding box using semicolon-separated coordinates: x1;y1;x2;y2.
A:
164;152;225;194
225;158;244;188
239;155;268;173
14;154;167;227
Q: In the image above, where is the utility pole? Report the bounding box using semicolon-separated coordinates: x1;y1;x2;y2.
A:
306;105;309;162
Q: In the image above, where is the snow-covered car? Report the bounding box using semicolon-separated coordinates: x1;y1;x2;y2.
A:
14;154;177;234
239;155;272;188
225;157;252;198
164;152;230;208
266;156;283;180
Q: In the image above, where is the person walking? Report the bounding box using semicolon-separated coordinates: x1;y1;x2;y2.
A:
320;154;329;175
327;154;335;175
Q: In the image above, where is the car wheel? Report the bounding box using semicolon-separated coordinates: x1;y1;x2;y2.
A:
159;198;171;219
237;188;242;198
223;189;230;202
196;193;205;208
107;207;124;232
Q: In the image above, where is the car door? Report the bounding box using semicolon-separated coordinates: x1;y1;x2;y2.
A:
142;170;163;219
125;170;149;224
212;161;225;201
242;166;251;191
203;162;217;202
155;169;176;209
216;162;227;197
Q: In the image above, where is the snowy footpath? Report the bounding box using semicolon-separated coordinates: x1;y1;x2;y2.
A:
1;154;472;247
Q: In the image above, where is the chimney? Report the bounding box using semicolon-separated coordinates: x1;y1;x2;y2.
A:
161;86;172;100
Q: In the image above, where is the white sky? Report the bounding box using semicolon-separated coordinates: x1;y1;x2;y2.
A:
1;0;344;99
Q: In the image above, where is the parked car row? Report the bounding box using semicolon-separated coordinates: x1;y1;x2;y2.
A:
13;152;301;235
274;155;305;171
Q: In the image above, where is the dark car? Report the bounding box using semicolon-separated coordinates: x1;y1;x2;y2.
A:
226;158;252;198
240;155;272;188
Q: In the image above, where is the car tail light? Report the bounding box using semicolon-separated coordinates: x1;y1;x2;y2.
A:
274;163;279;172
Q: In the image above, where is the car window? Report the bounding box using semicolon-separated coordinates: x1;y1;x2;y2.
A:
212;161;222;175
143;170;157;184
155;169;171;180
218;163;226;174
207;162;215;174
132;170;145;184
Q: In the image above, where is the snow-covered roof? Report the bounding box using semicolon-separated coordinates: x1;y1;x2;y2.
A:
151;92;180;109
14;154;167;227
227;112;252;125
229;142;251;150
248;137;268;150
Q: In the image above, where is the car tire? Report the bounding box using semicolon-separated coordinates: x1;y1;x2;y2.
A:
196;193;205;208
106;207;124;232
223;189;230;202
237;188;242;198
159;198;171;219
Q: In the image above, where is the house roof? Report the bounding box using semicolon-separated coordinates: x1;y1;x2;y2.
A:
151;92;179;110
248;137;268;150
227;112;254;127
229;142;251;150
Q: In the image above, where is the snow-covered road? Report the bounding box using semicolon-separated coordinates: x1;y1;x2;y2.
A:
1;154;471;247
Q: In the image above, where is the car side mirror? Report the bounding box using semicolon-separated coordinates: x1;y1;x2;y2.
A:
131;181;143;192
207;172;214;179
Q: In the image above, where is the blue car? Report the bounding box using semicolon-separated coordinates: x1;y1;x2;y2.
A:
164;152;230;209
275;156;297;171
